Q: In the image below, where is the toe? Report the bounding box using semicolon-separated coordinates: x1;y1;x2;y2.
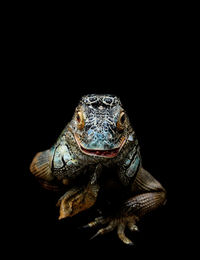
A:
82;216;108;228
128;222;139;232
117;223;134;245
90;221;116;240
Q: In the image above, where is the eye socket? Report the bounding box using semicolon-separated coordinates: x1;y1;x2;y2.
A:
117;112;126;131
76;111;84;129
76;113;80;123
120;113;125;124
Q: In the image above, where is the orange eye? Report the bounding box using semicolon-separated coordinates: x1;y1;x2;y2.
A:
117;112;126;131
76;111;84;129
120;113;125;124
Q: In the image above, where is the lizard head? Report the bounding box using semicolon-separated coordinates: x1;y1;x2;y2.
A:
70;94;133;158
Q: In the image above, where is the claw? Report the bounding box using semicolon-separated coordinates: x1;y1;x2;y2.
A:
81;224;92;229
82;214;138;245
90;222;116;240
128;222;139;232
82;216;108;229
90;230;102;240
117;223;134;245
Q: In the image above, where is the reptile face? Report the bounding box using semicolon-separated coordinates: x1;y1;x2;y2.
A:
70;94;130;158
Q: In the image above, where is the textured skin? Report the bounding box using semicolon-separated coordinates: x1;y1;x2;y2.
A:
30;94;166;245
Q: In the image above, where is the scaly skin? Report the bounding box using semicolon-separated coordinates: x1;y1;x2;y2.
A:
30;94;166;245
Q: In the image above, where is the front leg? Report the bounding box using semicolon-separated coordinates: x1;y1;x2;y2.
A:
56;164;102;219
124;167;166;217
56;183;100;219
85;167;166;245
30;139;86;189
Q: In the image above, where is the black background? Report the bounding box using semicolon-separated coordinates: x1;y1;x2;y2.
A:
11;85;181;258
3;7;193;259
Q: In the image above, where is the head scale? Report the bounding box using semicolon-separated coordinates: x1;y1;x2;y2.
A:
70;94;132;158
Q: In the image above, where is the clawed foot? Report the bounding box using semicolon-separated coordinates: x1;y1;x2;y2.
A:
83;215;139;245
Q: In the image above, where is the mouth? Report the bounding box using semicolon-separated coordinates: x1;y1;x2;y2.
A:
74;134;126;158
80;146;120;158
